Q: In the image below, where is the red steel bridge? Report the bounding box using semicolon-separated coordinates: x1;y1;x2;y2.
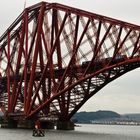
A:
0;1;140;129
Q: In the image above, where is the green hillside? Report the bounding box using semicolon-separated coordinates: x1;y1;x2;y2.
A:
72;110;120;123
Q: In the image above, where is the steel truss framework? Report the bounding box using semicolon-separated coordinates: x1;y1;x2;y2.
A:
0;2;140;121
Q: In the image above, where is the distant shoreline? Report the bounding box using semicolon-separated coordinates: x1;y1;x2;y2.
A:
91;122;140;126
76;122;140;126
73;110;140;125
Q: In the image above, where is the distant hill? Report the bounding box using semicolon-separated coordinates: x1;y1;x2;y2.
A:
72;110;120;123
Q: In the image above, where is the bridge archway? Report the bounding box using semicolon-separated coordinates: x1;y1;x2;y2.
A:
79;68;140;114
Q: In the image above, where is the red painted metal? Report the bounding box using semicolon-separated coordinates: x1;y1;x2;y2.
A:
0;2;140;122
7;31;10;112
24;9;29;114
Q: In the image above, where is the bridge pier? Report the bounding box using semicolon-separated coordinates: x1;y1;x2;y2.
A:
40;121;55;129
18;120;35;129
1;118;75;130
56;121;74;130
1;119;17;128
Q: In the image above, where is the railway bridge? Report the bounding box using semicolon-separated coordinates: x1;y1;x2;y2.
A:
0;1;140;129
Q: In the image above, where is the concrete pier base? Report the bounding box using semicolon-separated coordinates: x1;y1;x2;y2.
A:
40;121;54;129
57;121;74;130
1;118;74;130
18;120;35;129
1;119;17;128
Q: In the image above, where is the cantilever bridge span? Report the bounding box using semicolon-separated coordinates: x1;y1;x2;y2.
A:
0;2;140;126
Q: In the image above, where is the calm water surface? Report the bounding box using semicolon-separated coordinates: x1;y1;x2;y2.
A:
0;124;140;140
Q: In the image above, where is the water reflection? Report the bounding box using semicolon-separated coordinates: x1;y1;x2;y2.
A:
0;124;140;140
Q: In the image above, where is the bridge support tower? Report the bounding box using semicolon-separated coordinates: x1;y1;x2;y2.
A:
56;121;75;130
1;119;17;128
40;121;55;129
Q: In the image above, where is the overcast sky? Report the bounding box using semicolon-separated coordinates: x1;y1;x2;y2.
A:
0;0;140;114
